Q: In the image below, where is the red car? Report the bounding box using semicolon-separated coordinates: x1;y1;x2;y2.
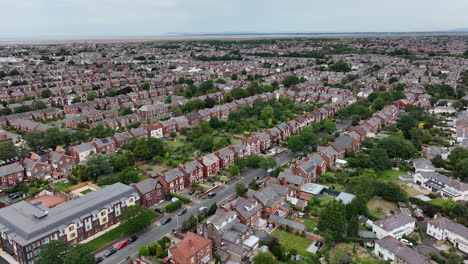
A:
116;240;128;250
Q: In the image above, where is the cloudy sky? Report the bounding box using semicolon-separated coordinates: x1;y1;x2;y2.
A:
1;0;468;39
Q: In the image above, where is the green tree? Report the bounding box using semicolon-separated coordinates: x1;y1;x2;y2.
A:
260;106;274;123
372;97;386;111
41;89;52;98
453;158;468;182
85;153;113;180
86;92;97;101
448;147;468;166
229;164;240;177
282;75;300;87
377;136;417;159
72;164;89;182
63;244;94;264
36;240;69;264
330;60;351;72
376;181;407;202
112;151;135;171
0;140;18;161
368;148;392;171
260;156;277;170
121;205;153;234
322;119;337;134
235;183;247;196
318;201;347;242
35;101;47;110
133;138;151;161
287;135;304;152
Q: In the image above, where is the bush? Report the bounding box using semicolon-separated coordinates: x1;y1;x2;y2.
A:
139;246;150;256
169;193;191;202
164;200;182;212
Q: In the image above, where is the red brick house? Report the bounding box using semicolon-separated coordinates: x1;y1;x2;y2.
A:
0;162;25;187
159;168;185;194
132;178;164;207
214;147;235;169
92;137;116;154
169;232;212;264
200;154;221;177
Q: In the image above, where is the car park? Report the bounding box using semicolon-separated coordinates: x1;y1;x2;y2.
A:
116;240;128;249
160;217;172;225
176;208;187;216
104;247;117;257
127;235;138;244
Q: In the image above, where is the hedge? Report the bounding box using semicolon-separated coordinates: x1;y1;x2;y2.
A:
170;193;191;202
164;200;182;212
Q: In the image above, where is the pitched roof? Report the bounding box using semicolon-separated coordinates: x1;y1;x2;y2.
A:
170;232;212;261
373;213;415;232
376;236;431;264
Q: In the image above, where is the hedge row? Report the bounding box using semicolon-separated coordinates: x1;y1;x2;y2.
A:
170;193;191;202
164;200;182;212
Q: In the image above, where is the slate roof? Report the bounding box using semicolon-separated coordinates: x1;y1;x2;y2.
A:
426;217;468;239
376;236;432;264
0;162;24;177
373;213;415;232
268;214;305;231
71;142;96;153
0;183;137;246
133;178;162;194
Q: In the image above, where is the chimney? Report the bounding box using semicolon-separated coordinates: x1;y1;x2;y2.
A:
188;239;193;248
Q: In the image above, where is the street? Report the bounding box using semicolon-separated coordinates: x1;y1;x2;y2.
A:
97;118;351;263
98;150;295;263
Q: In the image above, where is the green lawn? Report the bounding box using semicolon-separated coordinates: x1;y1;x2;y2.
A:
318;195;335;203
378;170;408;181
166;140;186;148
137;174;148;182
54;182;74;191
428;198;449;207
85;211;157;252
80;189;93;195
301;218;318;232
271;229;313;256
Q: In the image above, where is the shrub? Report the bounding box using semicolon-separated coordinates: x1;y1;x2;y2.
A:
164;200;182;212
139;246;150;256
169;193;191;202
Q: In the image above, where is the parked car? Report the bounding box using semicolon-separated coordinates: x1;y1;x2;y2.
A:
199;207;208;213
160;217;172;225
188;189;195;195
104;247;117;257
154;208;163;214
116;240;128;250
400;239;413;246
207;178;215;183
127;235;138;244
95;257;104;263
207;192;216;198
8;192;22;199
176;208;187;216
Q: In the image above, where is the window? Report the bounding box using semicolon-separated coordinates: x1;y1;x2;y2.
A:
70;233;76;239
102;217;107;223
68;226;74;232
101;211;106;216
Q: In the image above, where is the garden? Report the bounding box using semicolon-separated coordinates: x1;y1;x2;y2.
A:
271;229;314;256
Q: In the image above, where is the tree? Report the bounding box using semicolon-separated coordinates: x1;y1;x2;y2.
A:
229;164;240;177
253;252;278;264
194;135;214;152
0;140;18;161
235;183;247;196
90;125;115;138
368;148;392;171
377;136;417;159
318;201;347;242
322;119;336;134
282;75;300;87
260;156;277;170
287;135;304;152
112;151;135;171
147;137;165;157
372;97;386;111
86;92;97;101
453;158;468;182
63;244;94;264
330;60;351;72
41;89;52;98
85;153;113;180
35;101;47;110
121;205;153;234
448;147;468;166
300;126;318;148
133;138;151;161
260;106;274;123
36;240;69;264
376;181;407;202
208;203;218;215
72;164;89;182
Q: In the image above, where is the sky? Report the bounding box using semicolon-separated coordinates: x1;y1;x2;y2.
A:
1;0;468;39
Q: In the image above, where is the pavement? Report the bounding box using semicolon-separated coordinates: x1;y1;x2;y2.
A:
98;150;296;264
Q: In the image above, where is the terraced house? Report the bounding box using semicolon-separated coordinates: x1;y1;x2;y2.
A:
0;183;139;264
